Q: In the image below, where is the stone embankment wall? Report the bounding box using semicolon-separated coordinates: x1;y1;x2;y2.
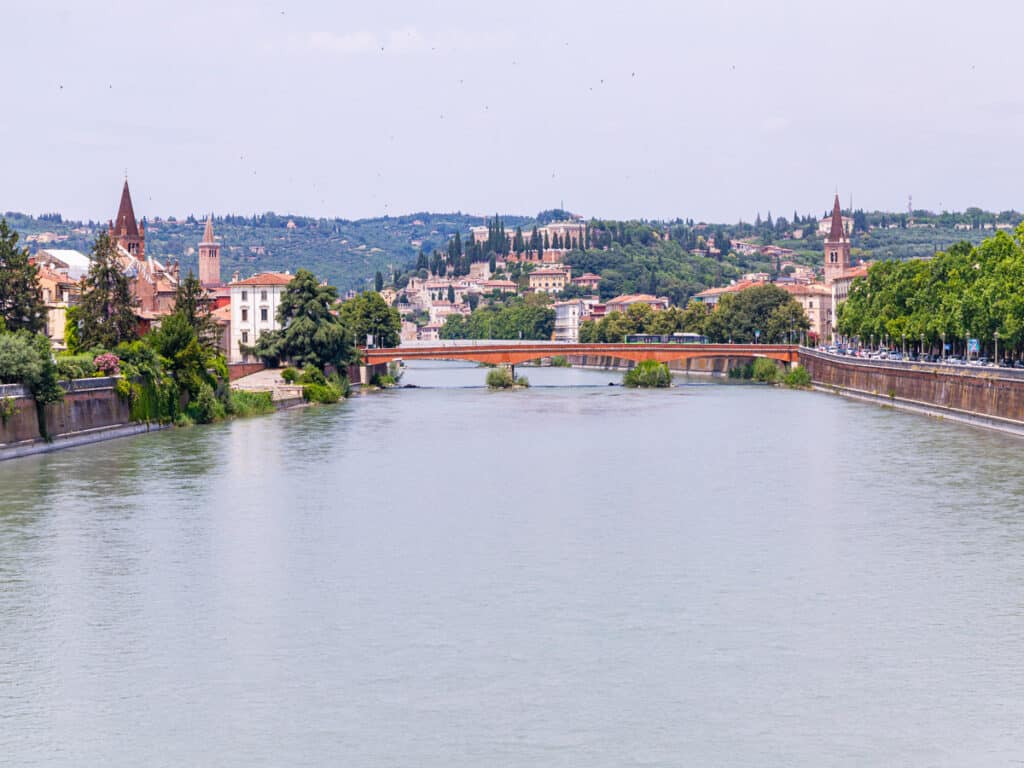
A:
567;355;739;375
799;348;1024;434
1;377;162;460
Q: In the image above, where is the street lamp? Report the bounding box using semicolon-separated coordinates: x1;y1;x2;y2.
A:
942;331;946;362
995;330;1000;364
920;332;925;358
902;334;906;357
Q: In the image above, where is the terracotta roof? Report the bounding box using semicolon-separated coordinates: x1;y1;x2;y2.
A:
836;264;869;280
827;193;845;241
201;214;215;245
693;280;761;298
530;268;569;276
778;282;831;296
212;305;232;323
232;272;293;286
115;180;139;237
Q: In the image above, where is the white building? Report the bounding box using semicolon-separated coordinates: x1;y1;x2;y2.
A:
554;299;586;343
228;272;293;362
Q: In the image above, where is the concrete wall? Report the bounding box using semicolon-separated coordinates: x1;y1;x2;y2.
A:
1;377;131;448
799;349;1024;431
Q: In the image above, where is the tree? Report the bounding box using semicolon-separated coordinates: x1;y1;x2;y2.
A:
374;270;384;292
0;328;62;404
254;268;353;370
447;284;455;303
0;219;45;333
77;232;137;349
337;290;402;348
174;271;219;350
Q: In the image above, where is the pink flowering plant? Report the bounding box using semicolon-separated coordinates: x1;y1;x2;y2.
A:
93;353;122;376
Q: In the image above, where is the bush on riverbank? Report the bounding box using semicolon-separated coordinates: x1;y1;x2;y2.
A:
227;389;275;417
549;355;571;368
751;358;780;383
783;365;812;389
623;360;671;388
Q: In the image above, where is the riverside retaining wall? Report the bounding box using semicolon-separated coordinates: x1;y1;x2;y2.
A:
0;377;156;460
799;348;1024;434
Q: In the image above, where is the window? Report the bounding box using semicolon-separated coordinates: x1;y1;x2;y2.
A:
241;290;248;301
260;308;268;322
241;331;248;343
261;290;268;301
241;308;248;322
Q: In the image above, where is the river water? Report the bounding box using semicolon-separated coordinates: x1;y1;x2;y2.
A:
1;362;1022;766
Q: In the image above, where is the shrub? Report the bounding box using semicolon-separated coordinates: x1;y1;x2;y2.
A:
93;353;121;376
298;365;326;385
623;360;671;388
228;389;275;417
486;367;514;389
751;357;780;383
549;355;571;367
187;383;225;424
783;365;812;389
114;378;133;401
0;396;16;425
303;381;343;404
515;376;530;387
55;353;97;380
280;366;300;383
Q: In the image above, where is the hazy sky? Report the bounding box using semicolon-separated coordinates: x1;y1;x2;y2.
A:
4;0;1023;224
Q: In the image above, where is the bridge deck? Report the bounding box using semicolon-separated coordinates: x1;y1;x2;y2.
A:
362;343;798;366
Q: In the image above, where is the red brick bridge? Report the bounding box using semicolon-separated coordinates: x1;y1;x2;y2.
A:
362;342;798;368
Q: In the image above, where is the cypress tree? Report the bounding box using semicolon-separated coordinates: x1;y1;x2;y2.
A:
78;232;137;349
0;218;46;333
375;270;384;292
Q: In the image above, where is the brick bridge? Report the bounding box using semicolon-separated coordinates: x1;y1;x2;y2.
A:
361;342;798;368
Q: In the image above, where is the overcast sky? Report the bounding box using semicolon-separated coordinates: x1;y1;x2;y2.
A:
4;0;1022;224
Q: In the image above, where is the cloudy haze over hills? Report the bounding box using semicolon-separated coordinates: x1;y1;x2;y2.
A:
4;0;1022;222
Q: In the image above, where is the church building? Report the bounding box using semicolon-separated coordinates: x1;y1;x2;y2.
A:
108;180;179;323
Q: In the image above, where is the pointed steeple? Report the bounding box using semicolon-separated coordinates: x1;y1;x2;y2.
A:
115;179;139;238
827;193;845;241
201;213;215;245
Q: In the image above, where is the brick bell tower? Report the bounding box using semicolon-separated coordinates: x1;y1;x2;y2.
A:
823;193;850;285
198;214;221;287
109;178;145;259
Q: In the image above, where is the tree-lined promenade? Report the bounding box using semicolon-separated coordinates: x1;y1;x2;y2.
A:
837;225;1024;358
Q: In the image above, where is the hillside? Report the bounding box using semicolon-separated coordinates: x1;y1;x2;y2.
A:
5;205;1021;294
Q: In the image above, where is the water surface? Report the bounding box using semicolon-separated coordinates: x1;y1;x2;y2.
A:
1;362;1022;766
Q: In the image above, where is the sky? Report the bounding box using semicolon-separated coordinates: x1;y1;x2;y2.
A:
3;0;1023;224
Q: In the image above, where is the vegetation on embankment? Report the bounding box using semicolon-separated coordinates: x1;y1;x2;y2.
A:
623;360;672;388
728;358;811;388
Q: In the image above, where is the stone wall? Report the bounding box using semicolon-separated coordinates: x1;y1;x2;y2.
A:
799;349;1024;429
1;377;132;448
568;355;750;376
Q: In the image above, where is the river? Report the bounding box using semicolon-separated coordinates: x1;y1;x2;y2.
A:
1;362;1022;766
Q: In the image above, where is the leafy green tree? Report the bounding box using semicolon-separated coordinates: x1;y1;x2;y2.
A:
0;219;45;333
78;232;137;349
447;284;455;303
703;284;808;343
374;270;384;292
337;291;402;348
173;271;219;350
0;329;62;404
254;269;353;370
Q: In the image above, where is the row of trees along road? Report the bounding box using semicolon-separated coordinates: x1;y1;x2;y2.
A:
579;285;809;344
836;227;1024;356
